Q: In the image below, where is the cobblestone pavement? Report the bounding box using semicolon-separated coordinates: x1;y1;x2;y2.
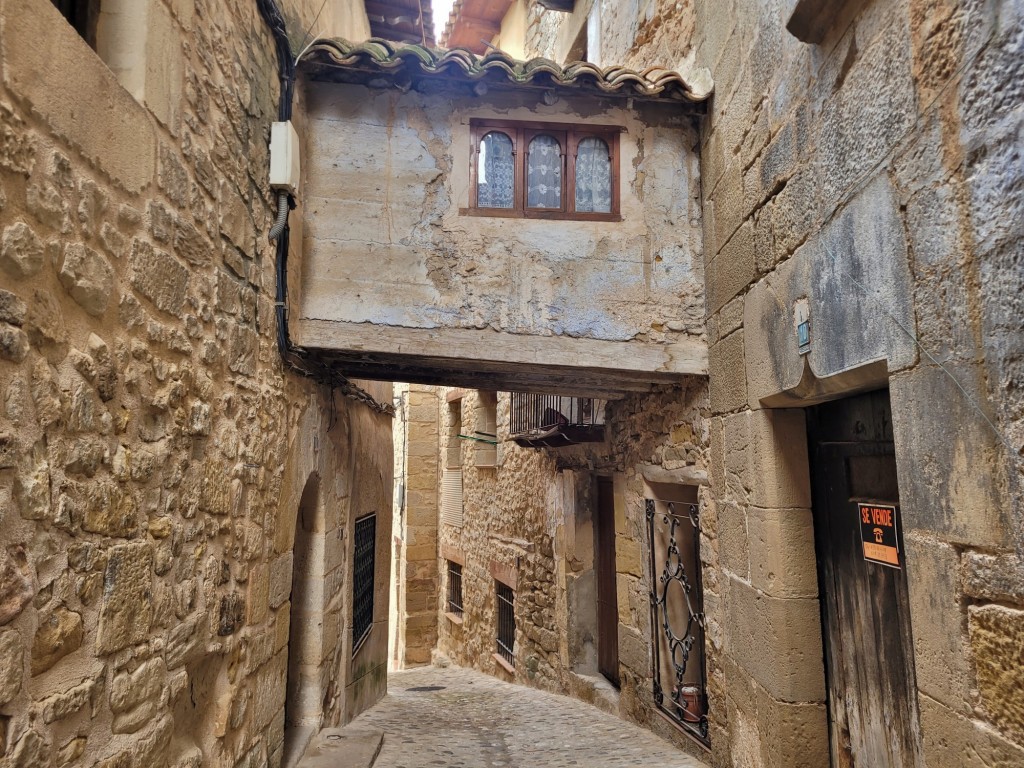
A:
352;665;710;768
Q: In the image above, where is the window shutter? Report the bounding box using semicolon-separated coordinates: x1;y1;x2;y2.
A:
441;470;463;528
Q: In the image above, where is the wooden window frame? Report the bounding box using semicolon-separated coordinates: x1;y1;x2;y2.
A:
465;118;622;222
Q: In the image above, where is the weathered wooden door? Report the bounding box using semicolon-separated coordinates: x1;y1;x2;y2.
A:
807;390;924;768
595;476;620;687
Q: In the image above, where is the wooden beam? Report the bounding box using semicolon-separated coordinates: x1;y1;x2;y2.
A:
536;0;575;11
315;357;650;400
451;14;501;38
321;352;672;389
296;318;708;377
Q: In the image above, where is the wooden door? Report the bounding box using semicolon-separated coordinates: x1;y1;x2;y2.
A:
808;390;924;768
595;476;620;687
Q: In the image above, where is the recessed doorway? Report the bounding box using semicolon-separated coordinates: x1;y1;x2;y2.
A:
807;390;923;767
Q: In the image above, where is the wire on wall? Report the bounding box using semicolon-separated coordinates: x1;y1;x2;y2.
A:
256;0;395;417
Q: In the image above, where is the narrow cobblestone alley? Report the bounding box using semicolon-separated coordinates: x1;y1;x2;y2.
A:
304;666;710;768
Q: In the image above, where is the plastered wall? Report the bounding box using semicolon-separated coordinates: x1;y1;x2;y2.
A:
297;81;706;386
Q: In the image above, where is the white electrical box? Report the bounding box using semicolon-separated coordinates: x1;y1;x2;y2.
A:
269;121;300;195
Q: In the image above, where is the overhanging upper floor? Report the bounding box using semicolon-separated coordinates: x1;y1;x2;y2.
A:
292;40;711;397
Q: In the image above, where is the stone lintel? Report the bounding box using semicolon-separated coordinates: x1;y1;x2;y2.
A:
640;463;709;487
489;560;517;591
440;545;466;566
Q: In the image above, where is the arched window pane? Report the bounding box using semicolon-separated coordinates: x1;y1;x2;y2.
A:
527;135;562;209
477;131;514;208
575;136;612;213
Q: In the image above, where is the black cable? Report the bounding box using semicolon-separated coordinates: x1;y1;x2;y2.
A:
256;0;295;121
256;0;394;416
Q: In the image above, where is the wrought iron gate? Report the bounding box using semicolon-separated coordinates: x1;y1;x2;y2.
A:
646;498;709;744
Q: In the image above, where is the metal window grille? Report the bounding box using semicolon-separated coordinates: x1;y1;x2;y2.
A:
508;393;606;446
495;581;515;666
353;514;376;652
447;561;464;617
646;499;709;744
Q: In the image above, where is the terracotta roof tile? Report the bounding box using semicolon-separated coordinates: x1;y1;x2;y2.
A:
300;38;712;104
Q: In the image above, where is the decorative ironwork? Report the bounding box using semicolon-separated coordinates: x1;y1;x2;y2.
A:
647;499;709;745
353;514;377;652
495;581;515;666
447;560;464;617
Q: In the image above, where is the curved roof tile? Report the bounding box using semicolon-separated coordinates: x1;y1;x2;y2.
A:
300;38;712;104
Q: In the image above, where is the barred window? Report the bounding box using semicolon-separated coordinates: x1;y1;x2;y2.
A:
647;496;709;744
447;561;464;617
353;514;376;652
495;581;515;667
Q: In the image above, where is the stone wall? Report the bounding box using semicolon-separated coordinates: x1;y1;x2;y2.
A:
0;1;392;767
690;1;1024;765
430;382;715;763
388;384;440;669
523;0;1024;765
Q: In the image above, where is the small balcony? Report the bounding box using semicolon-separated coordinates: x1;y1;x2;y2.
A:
509;394;606;448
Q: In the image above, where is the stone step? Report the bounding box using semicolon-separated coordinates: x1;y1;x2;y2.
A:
295;723;384;768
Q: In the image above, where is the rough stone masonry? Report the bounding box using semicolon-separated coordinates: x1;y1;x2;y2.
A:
0;1;393;767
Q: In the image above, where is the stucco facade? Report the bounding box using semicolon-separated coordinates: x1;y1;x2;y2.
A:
0;2;393;767
295;51;708;395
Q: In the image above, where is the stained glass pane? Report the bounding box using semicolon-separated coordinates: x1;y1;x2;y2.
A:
477;131;514;208
527;134;562;209
575;136;612;213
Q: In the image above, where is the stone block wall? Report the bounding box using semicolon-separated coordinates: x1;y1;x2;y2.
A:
389;384;440;669
688;1;1024;764
0;1;391;767
524;0;1024;764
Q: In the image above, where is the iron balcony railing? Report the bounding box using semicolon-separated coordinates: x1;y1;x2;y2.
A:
508;393;606;447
